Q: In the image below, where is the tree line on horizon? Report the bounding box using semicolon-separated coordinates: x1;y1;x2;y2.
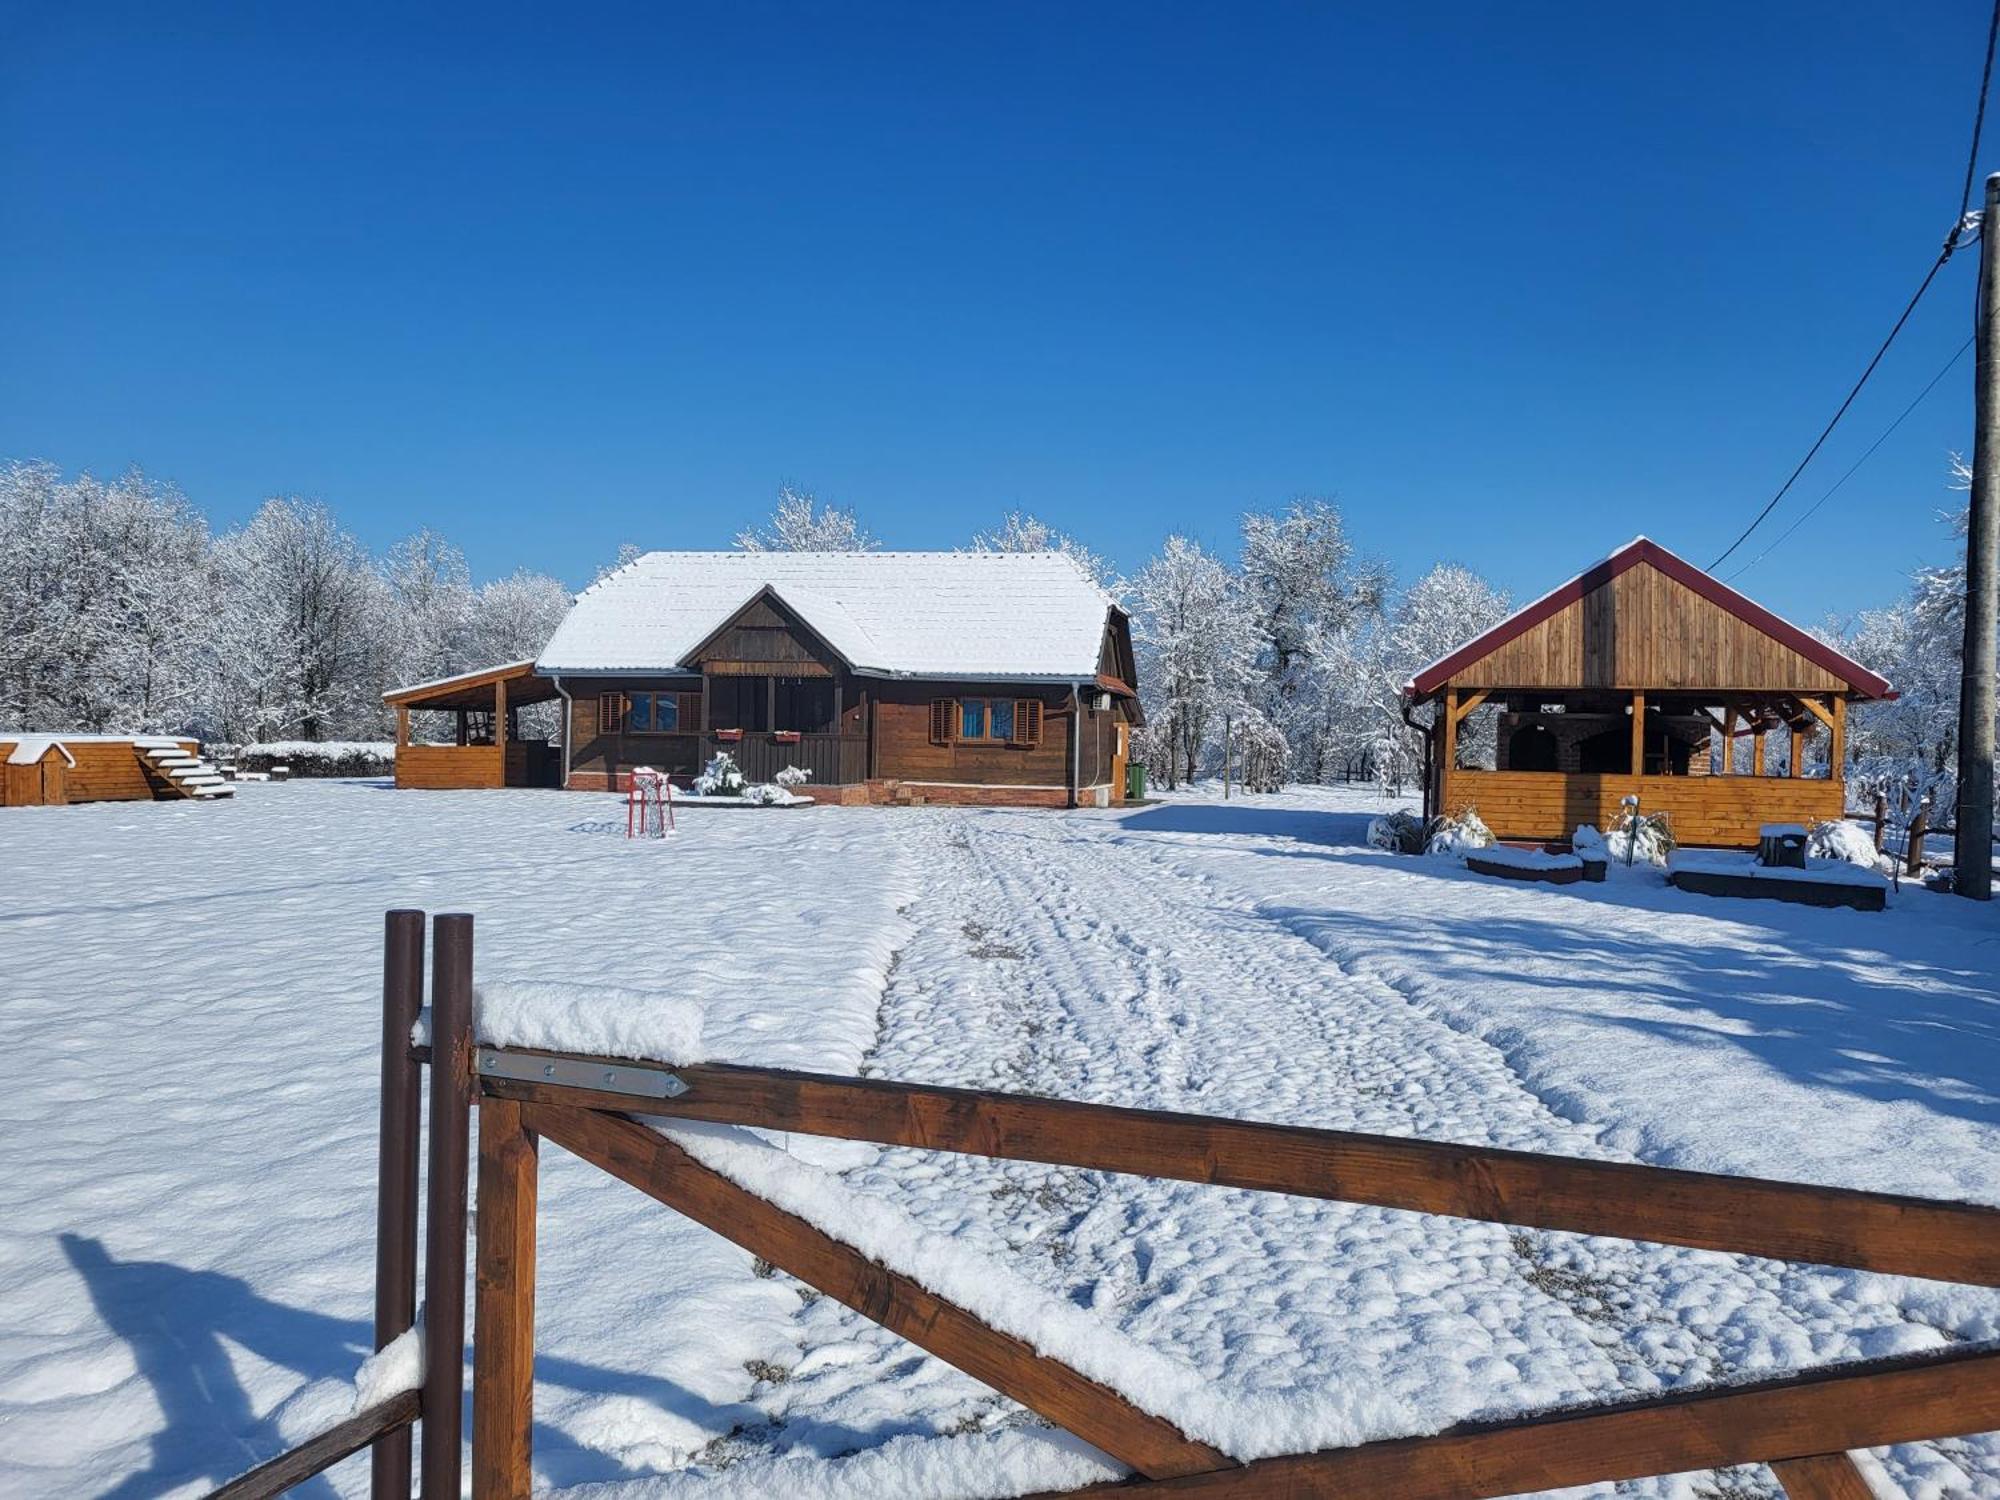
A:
0;459;1984;821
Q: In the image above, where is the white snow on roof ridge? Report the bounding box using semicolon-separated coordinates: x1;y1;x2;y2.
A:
385;659;539;700
539;550;1118;679
3;735;78;767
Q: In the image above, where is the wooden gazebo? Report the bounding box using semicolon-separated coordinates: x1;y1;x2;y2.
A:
1405;538;1894;848
384;661;563;790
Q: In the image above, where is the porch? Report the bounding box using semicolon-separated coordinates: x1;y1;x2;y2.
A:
385;661;564;791
1436;687;1851;848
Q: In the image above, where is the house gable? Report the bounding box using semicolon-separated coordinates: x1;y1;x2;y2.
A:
1409;539;1892;698
678;587;845;679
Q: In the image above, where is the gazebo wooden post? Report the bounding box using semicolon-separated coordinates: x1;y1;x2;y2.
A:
396;706;410;752
1831;696;1847;780
1630;690;1646;777
1753;715;1767;779
1440;688;1459;807
496;677;508;779
1790;717;1805;779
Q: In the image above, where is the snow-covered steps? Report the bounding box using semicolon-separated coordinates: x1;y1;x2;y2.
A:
137;741;235;802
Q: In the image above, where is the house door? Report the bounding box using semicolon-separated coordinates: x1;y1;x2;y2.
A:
1112;722;1130;801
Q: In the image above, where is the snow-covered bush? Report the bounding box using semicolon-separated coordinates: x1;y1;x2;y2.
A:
1230;712;1290;793
774;765;812;790
1574;815;1674;866
1367;809;1427;854
693;752;746;797
240;741;395;778
1809;819;1881;868
742;783;793;805
1425;808;1494;858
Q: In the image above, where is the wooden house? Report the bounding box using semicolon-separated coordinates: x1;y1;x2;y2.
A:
531;550;1141;807
0;735;233;807
1404;538;1893;848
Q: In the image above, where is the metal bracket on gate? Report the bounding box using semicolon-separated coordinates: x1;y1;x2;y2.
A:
477;1046;690;1100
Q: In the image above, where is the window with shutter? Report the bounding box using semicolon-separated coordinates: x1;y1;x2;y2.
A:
679;692;702;730
1011;699;1043;747
929;699;956;746
599;692;625;733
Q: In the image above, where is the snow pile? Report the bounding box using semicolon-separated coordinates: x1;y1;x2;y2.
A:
1466;845;1580;872
1424;808;1493;858
476;984;707;1063
560;1427;1120;1500
1574;818;1671;866
1366;810;1426;854
1809;819;1882;868
659;1120;1411;1460
1668;850;1891;890
775;766;813;790
353;1324;424;1410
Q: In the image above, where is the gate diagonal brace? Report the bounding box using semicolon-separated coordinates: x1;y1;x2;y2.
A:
476;1047;689;1102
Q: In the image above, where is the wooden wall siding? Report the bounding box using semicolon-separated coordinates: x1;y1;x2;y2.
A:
874;681;1075;788
397;744;505;790
1446;769;1844;847
690;596;842;675
1449;563;1849;693
1;739;203;807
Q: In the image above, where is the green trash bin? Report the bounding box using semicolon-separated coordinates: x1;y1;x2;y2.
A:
1125;763;1147;802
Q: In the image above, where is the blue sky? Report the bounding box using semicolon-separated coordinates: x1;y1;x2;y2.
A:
0;3;1987;622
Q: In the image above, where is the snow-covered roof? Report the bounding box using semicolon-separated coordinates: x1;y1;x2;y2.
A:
384;659;537;701
537;551;1122;680
3;735;79;767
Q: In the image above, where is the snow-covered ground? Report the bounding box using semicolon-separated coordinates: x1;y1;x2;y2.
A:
2;780;1996;1499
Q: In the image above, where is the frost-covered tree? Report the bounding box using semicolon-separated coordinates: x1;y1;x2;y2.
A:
593;542;644;583
0;463;215;734
1835;464;1992;829
971;512;1116;591
1237;499;1389;776
1129;536;1259;787
212;498;390;742
1367;563;1511;793
384;529;475;687
735;486;875;552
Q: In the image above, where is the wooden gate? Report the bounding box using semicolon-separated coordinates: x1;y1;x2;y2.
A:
208;912;2000;1500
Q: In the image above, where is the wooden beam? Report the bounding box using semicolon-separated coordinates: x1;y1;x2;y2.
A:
472;1098;538;1500
1440;689;1459;792
1795;695;1836;732
395;705;410;750
495;676;508;762
1753;725;1767;777
1790;724;1805;780
1450;688;1492;726
479;1061;2000;1286
1831;695;1847;777
1020;1346;2000;1500
524;1102;1231;1480
1771;1452;1880;1500
1631;690;1646;776
205;1390;420;1500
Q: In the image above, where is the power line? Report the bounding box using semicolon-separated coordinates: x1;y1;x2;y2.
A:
1724;332;1974;584
1706;0;2000;571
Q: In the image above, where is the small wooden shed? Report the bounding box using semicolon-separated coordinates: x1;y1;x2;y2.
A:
3;738;72;806
384;661;564;790
1404;537;1894;848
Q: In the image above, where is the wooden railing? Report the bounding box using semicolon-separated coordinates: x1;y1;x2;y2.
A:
710;730;866;786
204;912;2000;1500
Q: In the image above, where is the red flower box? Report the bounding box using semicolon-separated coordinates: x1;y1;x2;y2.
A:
773;731;802;743
715;728;743;742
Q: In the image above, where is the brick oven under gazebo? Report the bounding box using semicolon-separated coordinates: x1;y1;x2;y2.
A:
385;660;563;790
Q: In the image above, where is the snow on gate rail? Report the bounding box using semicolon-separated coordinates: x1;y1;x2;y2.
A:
206;910;2000;1500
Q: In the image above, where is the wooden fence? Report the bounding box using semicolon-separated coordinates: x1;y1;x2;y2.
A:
206;911;2000;1500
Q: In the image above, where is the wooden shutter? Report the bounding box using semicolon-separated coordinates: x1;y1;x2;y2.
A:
929;699;956;746
679;692;701;731
1011;699;1043;748
599;692;625;733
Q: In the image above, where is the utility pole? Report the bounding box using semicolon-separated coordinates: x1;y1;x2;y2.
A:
1958;172;2000;899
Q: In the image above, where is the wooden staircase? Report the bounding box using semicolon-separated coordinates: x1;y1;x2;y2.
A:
136;737;234;801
